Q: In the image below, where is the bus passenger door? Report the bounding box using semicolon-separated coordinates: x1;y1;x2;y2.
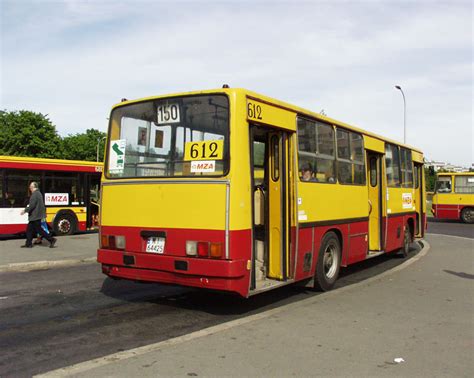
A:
267;132;289;280
367;152;383;251
250;126;290;287
413;163;424;237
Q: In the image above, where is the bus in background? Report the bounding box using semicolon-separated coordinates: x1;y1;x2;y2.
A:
98;87;425;297
0;156;102;235
432;172;474;223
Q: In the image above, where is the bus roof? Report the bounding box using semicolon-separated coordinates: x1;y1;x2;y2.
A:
112;87;423;154
0;155;103;173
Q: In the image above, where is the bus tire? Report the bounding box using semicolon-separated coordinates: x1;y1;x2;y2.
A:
53;212;77;236
460;207;474;224
314;231;341;292
400;224;411;258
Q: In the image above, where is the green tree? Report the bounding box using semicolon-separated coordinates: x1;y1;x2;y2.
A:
424;166;436;192
61;128;107;162
0;110;63;158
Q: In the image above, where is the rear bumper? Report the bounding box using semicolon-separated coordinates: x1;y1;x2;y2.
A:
97;249;250;296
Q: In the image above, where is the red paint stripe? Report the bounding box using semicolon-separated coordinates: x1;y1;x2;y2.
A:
0;224;26;234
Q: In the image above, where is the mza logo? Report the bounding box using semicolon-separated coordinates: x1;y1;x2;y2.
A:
191;160;216;173
45;193;69;206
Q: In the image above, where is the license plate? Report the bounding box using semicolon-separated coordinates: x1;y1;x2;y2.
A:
146;237;165;254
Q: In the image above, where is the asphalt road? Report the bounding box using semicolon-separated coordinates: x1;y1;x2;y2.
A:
0;220;470;376
427;218;474;238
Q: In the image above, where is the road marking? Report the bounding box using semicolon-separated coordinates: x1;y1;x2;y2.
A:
0;257;96;273
37;241;430;378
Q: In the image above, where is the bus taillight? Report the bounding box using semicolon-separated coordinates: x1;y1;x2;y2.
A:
100;234;125;250
186;241;223;258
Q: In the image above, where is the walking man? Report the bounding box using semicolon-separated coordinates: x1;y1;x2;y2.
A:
20;182;57;248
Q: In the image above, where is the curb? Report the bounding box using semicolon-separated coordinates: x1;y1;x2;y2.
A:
0;257;96;273
37;240;431;377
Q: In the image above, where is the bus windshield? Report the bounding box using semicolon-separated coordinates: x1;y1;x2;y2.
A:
106;94;229;178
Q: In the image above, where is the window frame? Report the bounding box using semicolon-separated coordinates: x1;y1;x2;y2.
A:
335;127;366;186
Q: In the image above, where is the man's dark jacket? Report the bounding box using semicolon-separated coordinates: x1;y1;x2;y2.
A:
24;190;46;222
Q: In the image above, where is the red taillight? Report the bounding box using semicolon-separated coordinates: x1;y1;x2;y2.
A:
197;242;209;257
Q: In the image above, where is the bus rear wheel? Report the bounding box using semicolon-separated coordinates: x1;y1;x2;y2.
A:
53;213;76;236
460;208;474;224
314;231;341;292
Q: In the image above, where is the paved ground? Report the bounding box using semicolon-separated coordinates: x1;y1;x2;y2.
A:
0;232;97;271
427;218;474;239
44;233;473;377
0;222;472;377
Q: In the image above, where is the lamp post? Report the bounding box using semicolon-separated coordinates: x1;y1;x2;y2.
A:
395;85;406;144
96;136;106;162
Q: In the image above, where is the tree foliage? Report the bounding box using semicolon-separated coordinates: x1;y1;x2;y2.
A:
424;167;436;192
62;129;106;162
0;110;63;158
0;110;106;162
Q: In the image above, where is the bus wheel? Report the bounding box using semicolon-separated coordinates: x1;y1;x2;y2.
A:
460;208;474;224
401;225;411;258
314;232;341;291
53;213;76;235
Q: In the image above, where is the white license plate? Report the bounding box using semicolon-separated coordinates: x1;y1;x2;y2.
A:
146;237;165;253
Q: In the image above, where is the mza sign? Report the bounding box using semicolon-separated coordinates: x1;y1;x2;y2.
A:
45;193;69;206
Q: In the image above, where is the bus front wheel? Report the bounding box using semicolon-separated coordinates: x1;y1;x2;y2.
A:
53;213;77;236
314;231;341;292
460;208;474;224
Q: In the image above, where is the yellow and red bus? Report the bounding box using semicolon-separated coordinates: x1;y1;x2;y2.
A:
0;156;102;235
432;172;474;223
98;88;425;297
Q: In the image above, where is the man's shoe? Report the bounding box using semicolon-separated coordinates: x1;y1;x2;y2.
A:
49;238;57;248
21;245;33;248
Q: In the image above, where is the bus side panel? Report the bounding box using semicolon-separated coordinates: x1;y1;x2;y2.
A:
384;213;416;252
294;227;314;281
346;220;369;265
432;204;460;220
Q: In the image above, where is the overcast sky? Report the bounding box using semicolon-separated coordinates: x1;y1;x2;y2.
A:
1;0;472;166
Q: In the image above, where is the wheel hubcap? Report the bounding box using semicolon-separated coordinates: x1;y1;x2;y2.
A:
58;219;71;234
323;243;338;279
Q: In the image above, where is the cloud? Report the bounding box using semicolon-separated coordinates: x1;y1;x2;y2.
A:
1;0;472;165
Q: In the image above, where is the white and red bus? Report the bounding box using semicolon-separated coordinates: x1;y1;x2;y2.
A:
0;156;102;235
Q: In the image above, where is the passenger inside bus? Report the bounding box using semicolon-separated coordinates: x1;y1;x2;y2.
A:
301;163;317;182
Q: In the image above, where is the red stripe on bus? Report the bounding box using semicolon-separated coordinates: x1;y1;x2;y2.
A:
0;224;26;234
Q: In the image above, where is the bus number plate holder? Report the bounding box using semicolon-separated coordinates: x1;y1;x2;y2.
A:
146;237;165;254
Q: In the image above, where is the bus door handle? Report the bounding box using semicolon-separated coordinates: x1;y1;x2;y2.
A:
255;185;266;201
368;200;373;214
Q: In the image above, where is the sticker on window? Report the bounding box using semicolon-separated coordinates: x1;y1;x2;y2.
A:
184;140;224;161
157;103;180;124
191;160;216;173
109;139;126;173
45;193;69;206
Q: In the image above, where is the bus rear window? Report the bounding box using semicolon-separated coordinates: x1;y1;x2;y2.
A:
106;95;229;178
